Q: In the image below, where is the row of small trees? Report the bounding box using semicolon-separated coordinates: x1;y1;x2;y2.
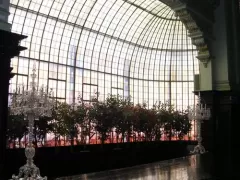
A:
7;95;192;148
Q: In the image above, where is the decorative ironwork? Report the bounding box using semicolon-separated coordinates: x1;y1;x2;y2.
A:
9;62;54;180
9;0;199;111
188;92;211;154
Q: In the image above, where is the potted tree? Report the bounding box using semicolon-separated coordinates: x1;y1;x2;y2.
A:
109;95;133;144
153;104;163;141
172;110;192;140
88;95;114;146
144;108;158;142
158;101;175;141
132;103;149;142
53;102;82;146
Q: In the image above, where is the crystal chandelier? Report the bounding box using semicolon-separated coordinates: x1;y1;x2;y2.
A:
188;92;211;154
10;62;55;180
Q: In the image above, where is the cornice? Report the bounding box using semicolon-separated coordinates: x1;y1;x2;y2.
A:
160;0;215;68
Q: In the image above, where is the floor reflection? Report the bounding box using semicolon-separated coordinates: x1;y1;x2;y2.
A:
56;154;212;180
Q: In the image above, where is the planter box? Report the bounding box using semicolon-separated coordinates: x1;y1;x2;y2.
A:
4;141;197;179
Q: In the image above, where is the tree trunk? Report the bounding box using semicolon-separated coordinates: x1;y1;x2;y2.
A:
13;137;16;148
55;134;57;147
58;136;61;146
34;134;38;147
88;130;91;144
18;139;21;148
88;121;91;144
111;131;113;143
116;133;119;143
71;136;74;146
127;131;131;142
101;136;104;145
122;132;125;143
41;137;44;147
169;130;172;141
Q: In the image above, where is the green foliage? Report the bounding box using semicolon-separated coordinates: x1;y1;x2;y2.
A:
7;95;193;147
113;96;134;142
7;113;27;148
157;101;175;140
52;101;87;145
88;94;117;144
154;101;192;140
172;111;192;140
34;116;54;146
133;103;160;141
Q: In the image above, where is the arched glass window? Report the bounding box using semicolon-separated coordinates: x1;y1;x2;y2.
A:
8;0;199;111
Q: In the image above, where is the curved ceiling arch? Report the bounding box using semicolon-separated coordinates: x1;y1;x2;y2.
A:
9;0;199;110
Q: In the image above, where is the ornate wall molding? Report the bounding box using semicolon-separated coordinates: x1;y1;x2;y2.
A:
212;80;231;91
160;0;214;68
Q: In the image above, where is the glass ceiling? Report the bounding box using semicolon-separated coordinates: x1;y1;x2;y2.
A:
8;0;199;111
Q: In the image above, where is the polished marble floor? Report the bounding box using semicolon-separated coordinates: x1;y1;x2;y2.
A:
56;153;213;180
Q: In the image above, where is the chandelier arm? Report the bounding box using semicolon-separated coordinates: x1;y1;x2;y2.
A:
10;62;54;180
188;92;211;155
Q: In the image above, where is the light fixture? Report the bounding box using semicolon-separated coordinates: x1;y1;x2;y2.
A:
188;92;211;154
10;62;55;180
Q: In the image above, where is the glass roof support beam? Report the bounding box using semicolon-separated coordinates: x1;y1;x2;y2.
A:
0;29;27;178
123;0;179;21
9;0;199;110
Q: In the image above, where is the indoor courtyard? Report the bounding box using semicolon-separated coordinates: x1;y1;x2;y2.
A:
0;0;240;179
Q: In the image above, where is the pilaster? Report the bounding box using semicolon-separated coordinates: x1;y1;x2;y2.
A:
0;29;27;178
198;90;240;178
0;0;11;31
224;0;240;91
